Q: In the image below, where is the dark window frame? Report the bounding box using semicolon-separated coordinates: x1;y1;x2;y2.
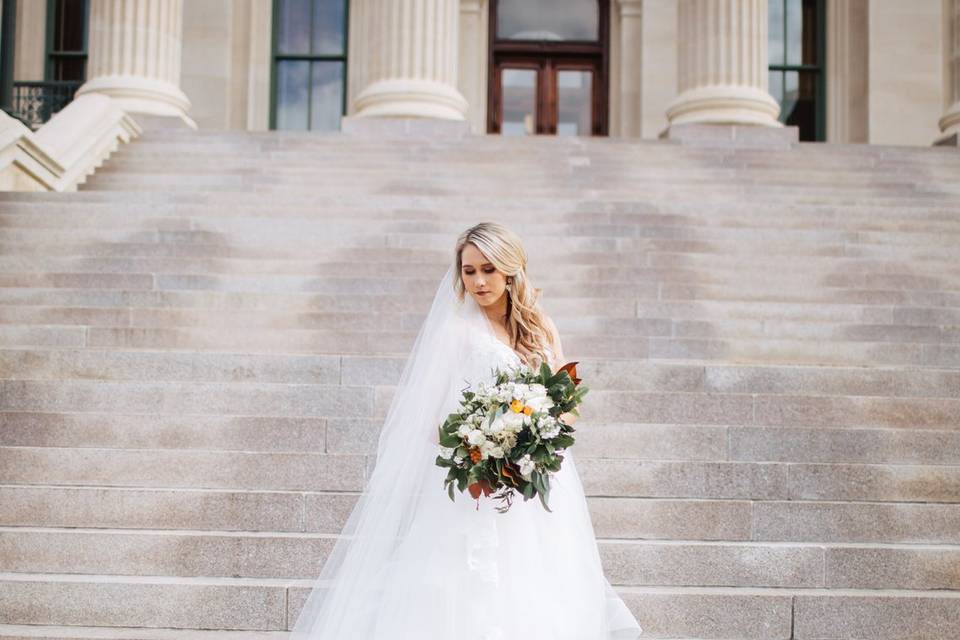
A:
44;0;90;82
768;0;826;141
269;0;350;131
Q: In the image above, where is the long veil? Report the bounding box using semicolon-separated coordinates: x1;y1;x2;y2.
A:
290;263;492;638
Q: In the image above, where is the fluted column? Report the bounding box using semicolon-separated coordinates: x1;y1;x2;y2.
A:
666;0;781;127
939;0;960;140
353;0;468;120
75;0;194;127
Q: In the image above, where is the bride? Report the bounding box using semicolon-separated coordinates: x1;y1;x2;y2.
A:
290;222;643;639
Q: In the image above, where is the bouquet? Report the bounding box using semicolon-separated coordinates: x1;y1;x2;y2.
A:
435;359;588;513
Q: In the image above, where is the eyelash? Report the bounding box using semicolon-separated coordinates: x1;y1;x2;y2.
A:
465;268;495;275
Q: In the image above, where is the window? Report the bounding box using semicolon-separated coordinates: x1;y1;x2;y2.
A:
45;0;89;82
271;0;348;131
768;0;826;141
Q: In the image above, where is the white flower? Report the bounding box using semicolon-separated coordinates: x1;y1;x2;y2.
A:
453;455;464;465
457;423;473;437
466;429;485;446
528;383;547;397
501;411;525;431
525;395;554;413
517;454;535;479
438;445;455;460
538;415;561;440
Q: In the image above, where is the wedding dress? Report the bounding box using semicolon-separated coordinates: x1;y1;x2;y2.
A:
290;264;642;639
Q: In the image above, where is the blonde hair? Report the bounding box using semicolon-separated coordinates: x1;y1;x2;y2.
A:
453;222;553;370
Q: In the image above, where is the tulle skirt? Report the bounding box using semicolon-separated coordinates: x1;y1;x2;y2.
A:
360;448;643;640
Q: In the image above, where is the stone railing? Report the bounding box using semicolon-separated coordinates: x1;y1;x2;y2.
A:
0;93;140;192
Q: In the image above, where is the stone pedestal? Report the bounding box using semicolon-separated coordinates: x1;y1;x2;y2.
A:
666;0;781;128
352;0;468;120
76;0;195;128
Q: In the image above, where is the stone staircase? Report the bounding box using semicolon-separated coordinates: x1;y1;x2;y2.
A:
1;127;959;639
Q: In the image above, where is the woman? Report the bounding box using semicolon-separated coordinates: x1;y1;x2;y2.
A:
290;222;643;639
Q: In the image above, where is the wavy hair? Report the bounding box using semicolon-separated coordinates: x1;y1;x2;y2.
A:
453;222;553;370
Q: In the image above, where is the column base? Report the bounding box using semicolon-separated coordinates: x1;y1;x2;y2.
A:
936;104;960;146
660;122;799;149
666;84;782;128
353;78;469;120
933;132;958;147
75;74;196;129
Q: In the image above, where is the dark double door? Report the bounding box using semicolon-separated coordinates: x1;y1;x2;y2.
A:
487;0;609;136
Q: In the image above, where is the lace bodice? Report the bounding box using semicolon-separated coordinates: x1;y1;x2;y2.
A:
462;333;555;390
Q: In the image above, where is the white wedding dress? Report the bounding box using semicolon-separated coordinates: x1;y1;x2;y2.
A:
362;334;643;639
290;265;642;639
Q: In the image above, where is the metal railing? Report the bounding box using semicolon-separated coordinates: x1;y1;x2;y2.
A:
9;80;83;129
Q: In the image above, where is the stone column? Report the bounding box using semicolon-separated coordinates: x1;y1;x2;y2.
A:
939;0;960;143
75;0;194;127
666;0;781;127
353;0;468;120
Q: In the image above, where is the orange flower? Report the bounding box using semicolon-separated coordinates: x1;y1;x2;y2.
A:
510;399;524;413
522;405;533;415
469;447;482;464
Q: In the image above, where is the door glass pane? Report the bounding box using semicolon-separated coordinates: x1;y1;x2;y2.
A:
312;0;346;55
310;61;344;130
557;70;592;136
497;0;598;41
277;0;311;55
768;70;784;106
768;0;784;65
501;68;537;136
276;60;310;130
785;0;804;66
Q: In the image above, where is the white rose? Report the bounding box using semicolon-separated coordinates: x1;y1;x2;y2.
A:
526;395;554;413
457;423;472;437
502;411;525;431
467;429;485;446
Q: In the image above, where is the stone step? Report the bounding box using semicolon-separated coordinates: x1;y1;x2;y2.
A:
3;527;958;591
3;284;959;330
4;209;958;247
0;257;957;296
1;575;959;639
3;483;960;542
2;378;958;427
4;204;960;238
5;323;957;366
2;446;959;503
3;411;959;467
0;625;289;640
5;349;958;397
2;307;958;348
4;189;954;215
5;193;959;221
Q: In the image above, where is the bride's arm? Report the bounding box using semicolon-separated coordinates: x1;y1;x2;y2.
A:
544;315;578;427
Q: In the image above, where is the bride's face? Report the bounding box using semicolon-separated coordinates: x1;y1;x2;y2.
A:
460;243;508;308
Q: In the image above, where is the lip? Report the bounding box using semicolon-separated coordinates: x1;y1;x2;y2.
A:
476;291;489;296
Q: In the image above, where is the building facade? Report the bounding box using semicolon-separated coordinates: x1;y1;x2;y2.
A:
6;0;960;146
